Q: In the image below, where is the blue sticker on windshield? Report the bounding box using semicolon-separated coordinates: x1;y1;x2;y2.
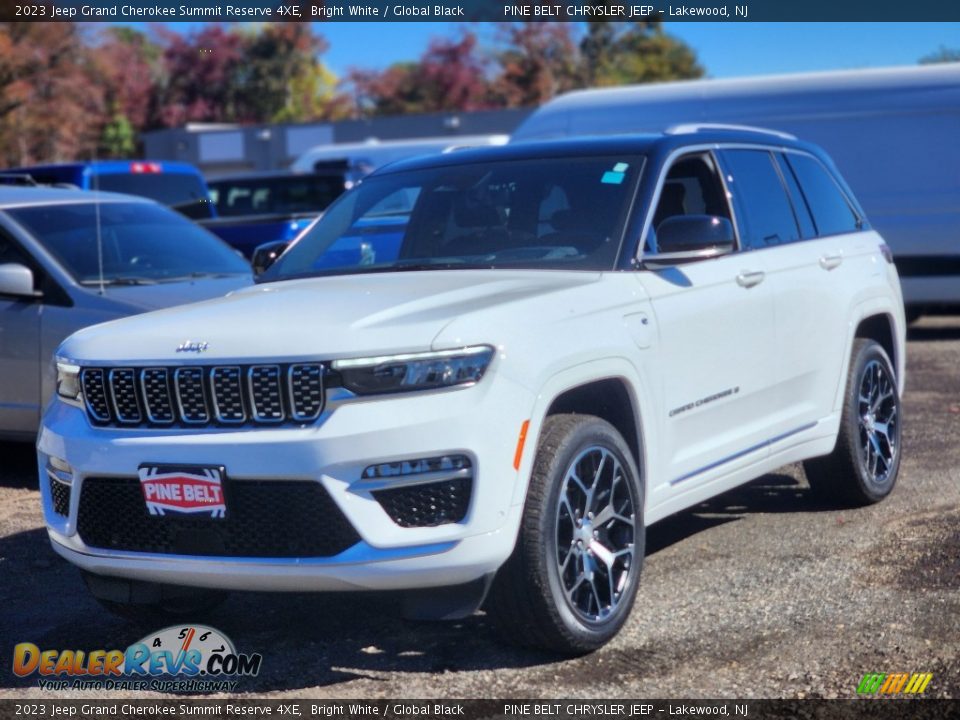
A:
602;162;629;184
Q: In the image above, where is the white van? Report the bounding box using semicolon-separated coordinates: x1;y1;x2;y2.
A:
511;64;960;315
291;134;510;186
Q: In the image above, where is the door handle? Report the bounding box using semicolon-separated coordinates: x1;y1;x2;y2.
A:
736;270;765;288
819;253;843;270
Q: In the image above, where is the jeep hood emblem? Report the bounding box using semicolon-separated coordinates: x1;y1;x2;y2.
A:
176;340;209;353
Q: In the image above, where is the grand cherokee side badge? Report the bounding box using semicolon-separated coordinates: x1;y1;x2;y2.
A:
176;340;209;353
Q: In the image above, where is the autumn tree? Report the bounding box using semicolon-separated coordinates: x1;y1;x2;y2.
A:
490;23;580;108
0;23;104;165
156;24;247;126
91;27;162;156
351;32;493;116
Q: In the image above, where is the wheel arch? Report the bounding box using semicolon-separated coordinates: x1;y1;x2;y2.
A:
855;313;898;382
511;366;650;509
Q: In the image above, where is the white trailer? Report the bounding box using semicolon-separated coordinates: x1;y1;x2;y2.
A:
290;134;510;185
511;64;960;312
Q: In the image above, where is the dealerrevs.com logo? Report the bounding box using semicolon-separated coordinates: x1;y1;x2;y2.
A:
12;625;262;692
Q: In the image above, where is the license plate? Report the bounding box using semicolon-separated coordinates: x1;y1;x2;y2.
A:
138;465;227;518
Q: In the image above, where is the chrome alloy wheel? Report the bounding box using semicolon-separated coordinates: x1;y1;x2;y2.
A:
858;359;899;487
555;446;637;624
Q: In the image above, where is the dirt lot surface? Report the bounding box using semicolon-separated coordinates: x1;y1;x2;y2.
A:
1;318;957;700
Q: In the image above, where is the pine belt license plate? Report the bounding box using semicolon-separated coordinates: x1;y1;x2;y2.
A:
138;465;227;518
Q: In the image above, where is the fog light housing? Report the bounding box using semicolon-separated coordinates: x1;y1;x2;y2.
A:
46;456;73;517
361;455;474;528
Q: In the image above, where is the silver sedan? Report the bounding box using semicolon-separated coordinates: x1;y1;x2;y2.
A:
0;187;253;440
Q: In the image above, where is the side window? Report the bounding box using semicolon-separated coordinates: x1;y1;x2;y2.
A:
786;153;860;236
775;154;816;239
0;233;31;267
647;152;731;252
720;150;799;249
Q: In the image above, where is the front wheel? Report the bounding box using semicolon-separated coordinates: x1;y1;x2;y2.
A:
488;414;644;655
804;338;902;506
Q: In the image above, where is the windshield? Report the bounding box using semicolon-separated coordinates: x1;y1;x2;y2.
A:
262;155;642;281
95;173;214;220
209;174;346;217
8;201;250;284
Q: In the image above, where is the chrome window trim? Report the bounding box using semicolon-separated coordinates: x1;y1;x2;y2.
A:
637;143;743;263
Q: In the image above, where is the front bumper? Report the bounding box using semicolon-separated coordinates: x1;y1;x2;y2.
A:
38;374;534;592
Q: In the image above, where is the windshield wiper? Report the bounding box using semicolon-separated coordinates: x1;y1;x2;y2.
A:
80;277;158;286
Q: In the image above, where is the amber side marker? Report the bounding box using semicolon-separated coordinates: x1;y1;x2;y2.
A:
513;420;530;470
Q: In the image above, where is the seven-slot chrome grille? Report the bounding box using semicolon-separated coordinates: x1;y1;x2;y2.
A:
79;364;325;428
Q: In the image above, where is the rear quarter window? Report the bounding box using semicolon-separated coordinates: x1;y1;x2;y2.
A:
785;154;860;236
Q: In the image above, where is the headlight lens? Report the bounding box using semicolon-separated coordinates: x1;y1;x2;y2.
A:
56;361;81;401
333;346;494;395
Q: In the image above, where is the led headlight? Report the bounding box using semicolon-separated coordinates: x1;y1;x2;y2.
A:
55;361;81;402
332;346;494;395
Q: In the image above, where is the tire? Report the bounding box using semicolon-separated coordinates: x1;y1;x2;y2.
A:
488;414;644;655
82;571;228;623
804;338;902;507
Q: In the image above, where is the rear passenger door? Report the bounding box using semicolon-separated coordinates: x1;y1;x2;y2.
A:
718;148;860;436
639;151;777;492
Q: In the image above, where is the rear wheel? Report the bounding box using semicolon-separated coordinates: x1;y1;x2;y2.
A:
804;339;901;506
488;414;644;655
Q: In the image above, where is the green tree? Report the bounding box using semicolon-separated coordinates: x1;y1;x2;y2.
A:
101;111;136;158
580;20;704;86
919;45;960;64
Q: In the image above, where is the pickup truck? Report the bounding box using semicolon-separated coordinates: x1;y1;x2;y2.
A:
4;161;215;220
202;171;347;259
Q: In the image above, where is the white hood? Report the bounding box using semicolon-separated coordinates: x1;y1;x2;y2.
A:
59;270;601;364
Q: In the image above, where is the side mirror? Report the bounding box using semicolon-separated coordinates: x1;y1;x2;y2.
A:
645;215;735;267
0;263;39;298
252;240;291;275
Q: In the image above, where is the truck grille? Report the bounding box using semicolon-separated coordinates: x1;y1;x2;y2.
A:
79;364;325;428
77;476;360;558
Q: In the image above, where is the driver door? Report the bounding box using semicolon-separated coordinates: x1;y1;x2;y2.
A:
638;151;777;495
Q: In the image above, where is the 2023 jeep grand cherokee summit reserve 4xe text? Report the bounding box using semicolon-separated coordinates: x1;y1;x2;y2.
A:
39;127;905;654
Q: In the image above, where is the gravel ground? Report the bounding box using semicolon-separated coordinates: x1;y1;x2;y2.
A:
1;317;957;700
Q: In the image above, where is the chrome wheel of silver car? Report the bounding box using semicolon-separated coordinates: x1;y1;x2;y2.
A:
858;358;899;488
556;446;637;625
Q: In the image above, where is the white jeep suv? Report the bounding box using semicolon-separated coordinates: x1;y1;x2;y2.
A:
39;127;905;654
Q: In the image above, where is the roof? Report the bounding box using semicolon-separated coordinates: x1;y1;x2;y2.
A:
0;187;154;208
532;63;960;112
512;64;960;142
374;128;815;175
